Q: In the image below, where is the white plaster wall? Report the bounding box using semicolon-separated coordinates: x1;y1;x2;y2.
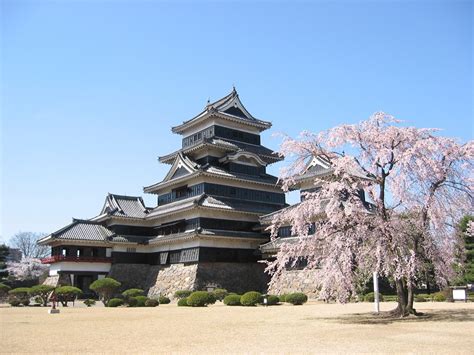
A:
48;262;112;276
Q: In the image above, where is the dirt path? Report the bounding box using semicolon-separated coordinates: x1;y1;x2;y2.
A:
1;301;473;354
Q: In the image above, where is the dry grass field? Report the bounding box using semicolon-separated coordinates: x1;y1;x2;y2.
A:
1;301;473;354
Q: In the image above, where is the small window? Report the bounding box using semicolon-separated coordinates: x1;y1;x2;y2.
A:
126;247;136;253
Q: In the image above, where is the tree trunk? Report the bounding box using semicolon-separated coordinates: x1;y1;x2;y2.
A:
391;278;409;317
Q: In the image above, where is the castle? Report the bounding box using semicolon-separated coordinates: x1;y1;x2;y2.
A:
39;89;296;297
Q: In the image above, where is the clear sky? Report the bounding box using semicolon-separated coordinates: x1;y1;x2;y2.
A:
1;0;472;242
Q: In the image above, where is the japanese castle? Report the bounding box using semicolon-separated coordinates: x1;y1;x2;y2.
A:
39;89;289;295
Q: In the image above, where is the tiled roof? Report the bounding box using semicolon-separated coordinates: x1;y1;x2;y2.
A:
172;89;272;134
43;219;114;242
101;194;150;219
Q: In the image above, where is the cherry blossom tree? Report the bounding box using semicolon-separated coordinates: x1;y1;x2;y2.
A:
6;257;48;281
267;113;473;317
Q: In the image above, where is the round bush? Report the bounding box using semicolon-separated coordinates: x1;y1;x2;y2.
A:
187;291;212;307
55;286;83;306
134;296;149;307
159;295;171;304
278;294;288;303
265;295;280;306
207;292;217;305
145;298;159;307
212;288;228;301
8;287;31;305
83;299;96;307
89;278;121;305
363;292;384;302
127;297;138;307
432;292;446;302
286;293;308;305
240;291;262;306
177;297;190;307
174;290;192;299
107;298;124;307
223;294;241;306
122;288;145;299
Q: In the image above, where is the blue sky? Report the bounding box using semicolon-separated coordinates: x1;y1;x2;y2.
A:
1;0;472;242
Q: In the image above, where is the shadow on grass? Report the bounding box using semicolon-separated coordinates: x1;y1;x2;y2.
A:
304;309;474;325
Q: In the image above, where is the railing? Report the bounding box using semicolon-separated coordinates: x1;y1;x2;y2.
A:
40;255;113;264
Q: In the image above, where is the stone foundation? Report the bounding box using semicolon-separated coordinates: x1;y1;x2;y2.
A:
267;269;320;298
107;262;268;298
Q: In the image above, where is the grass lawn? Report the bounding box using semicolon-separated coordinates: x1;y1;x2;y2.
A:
1;301;473;354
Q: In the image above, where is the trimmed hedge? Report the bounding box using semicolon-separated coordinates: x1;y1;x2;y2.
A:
107;298;124;307
432;292;447;302
278;294;289;303
134;296;149;307
177;297;190;307
8;287;31;306
145;298;159;307
174;290;192;299
212;288;228;301
187;291;212;307
223;294;241;306
265;295;280;306
240;291;262;306
364;292;384;302
122;288;145;299
286;293;308;305
159;295;171;304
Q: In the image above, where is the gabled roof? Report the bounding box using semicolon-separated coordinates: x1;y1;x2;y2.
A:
161;152;199;183
37;219;114;245
171;88;272;134
100;193;150;219
158;138;281;165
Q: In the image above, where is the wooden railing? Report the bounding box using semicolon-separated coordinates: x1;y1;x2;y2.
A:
40;255;112;264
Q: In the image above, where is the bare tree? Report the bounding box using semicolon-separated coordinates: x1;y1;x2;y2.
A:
9;232;49;259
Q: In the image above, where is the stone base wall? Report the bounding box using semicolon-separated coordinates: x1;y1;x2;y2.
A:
108;264;152;291
267;269;320;298
147;264;198;298
107;262;269;298
195;262;269;294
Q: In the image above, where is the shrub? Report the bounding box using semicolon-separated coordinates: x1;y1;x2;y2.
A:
55;286;82;307
415;296;427;302
177;297;189;307
187;291;212;307
212;288;228;301
0;283;11;298
127;297;138;307
383;295;398;302
174;290;192;299
134;296;149;307
207;292;217;305
89;278;121;305
145;298;159;307
278;294;289;303
223;294;241;306
8;298;21;307
265;295;280;306
286;293;308;305
107;298;124;307
240;291;262;306
34;296;43;305
83;299;96;307
364;292;384;303
29;285;55;306
8;287;31;305
432;292;447;302
122;288;145;299
158;295;170;304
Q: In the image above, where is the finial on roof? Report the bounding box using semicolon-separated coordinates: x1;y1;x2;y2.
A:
232;84;237;94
